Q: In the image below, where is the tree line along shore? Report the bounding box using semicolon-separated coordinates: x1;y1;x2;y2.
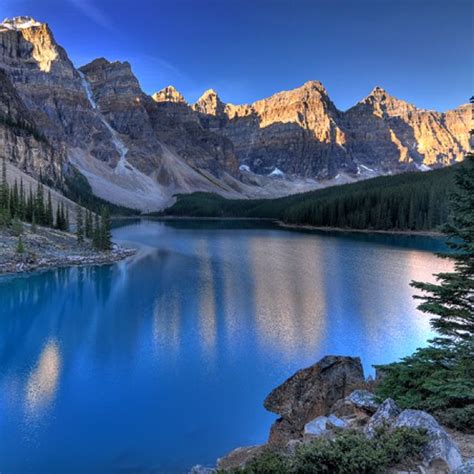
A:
161;165;455;233
0;158;134;275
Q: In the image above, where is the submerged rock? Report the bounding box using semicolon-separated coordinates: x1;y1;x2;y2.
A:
264;355;364;446
393;409;463;472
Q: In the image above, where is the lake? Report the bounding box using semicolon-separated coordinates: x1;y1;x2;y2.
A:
0;219;452;473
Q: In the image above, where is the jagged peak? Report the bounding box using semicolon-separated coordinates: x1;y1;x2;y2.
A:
0;16;43;31
193;88;226;115
152;85;186;104
302;80;328;94
369;85;388;96
80;58;134;75
198;88;221;102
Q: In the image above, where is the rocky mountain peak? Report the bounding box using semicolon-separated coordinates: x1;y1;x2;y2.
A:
152;85;186;104
0;16;62;73
80;58;142;99
301;80;328;95
0;16;43;31
193;88;226;116
358;86;417;118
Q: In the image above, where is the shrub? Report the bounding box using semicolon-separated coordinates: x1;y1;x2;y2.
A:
231;428;427;474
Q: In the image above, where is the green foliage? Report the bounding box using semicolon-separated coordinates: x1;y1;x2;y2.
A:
16;235;24;254
11;217;23;236
161;167;455;231
376;155;474;432
234;428;427;474
76;204;84;243
98;206;112;250
238;450;289;474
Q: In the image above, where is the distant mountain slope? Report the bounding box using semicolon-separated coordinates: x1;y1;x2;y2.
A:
0;16;469;212
161;166;456;232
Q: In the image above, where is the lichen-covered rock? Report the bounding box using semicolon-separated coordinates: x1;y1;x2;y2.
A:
264;355;364;446
393;409;463;472
365;398;401;438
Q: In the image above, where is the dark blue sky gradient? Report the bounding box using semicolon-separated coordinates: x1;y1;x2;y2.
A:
2;0;473;110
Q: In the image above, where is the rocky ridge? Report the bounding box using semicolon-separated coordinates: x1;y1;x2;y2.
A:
190;83;469;178
0;16;470;212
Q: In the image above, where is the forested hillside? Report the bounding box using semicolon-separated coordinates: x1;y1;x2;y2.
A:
161;166;458;231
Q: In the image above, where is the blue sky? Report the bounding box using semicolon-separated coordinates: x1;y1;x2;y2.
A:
2;0;473;110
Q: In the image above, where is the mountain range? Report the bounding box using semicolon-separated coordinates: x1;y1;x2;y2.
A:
0;16;470;211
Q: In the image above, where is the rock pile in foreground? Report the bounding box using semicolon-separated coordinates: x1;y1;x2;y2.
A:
193;356;469;474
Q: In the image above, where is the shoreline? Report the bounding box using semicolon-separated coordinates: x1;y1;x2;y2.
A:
0;223;137;277
127;215;444;237
276;221;444;237
0;246;136;276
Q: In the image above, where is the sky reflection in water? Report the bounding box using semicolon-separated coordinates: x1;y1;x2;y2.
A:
0;219;451;472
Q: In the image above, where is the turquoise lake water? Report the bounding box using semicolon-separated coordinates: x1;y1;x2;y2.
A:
0;219;451;473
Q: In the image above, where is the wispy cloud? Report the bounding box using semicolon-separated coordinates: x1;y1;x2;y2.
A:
67;0;115;31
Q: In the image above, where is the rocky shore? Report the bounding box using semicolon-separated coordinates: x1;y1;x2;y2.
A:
193;356;473;474
0;224;135;275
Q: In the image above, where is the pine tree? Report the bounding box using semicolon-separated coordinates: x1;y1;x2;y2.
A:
0;157;10;226
65;206;70;232
46;191;54;227
93;213;100;248
35;183;45;225
16;235;25;254
55;204;62;230
18;178;25;221
10;179;19;218
100;206;112;250
76;204;84;243
411;155;474;347
85;209;92;239
376;155;474;432
31;209;37;232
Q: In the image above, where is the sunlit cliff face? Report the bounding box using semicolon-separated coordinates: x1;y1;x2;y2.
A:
20;24;58;73
0;17;58;72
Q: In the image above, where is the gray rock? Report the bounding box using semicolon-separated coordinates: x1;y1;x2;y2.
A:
346;389;380;413
330;389;379;423
453;458;474;474
304;415;348;438
189;465;216;474
365;398;401;438
393;409;463;472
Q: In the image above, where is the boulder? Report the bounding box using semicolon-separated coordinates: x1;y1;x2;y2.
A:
393;410;463;472
365;398;401;438
217;445;266;471
304;415;348;438
331;389;379;418
453;458;474;474
264;355;364;446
